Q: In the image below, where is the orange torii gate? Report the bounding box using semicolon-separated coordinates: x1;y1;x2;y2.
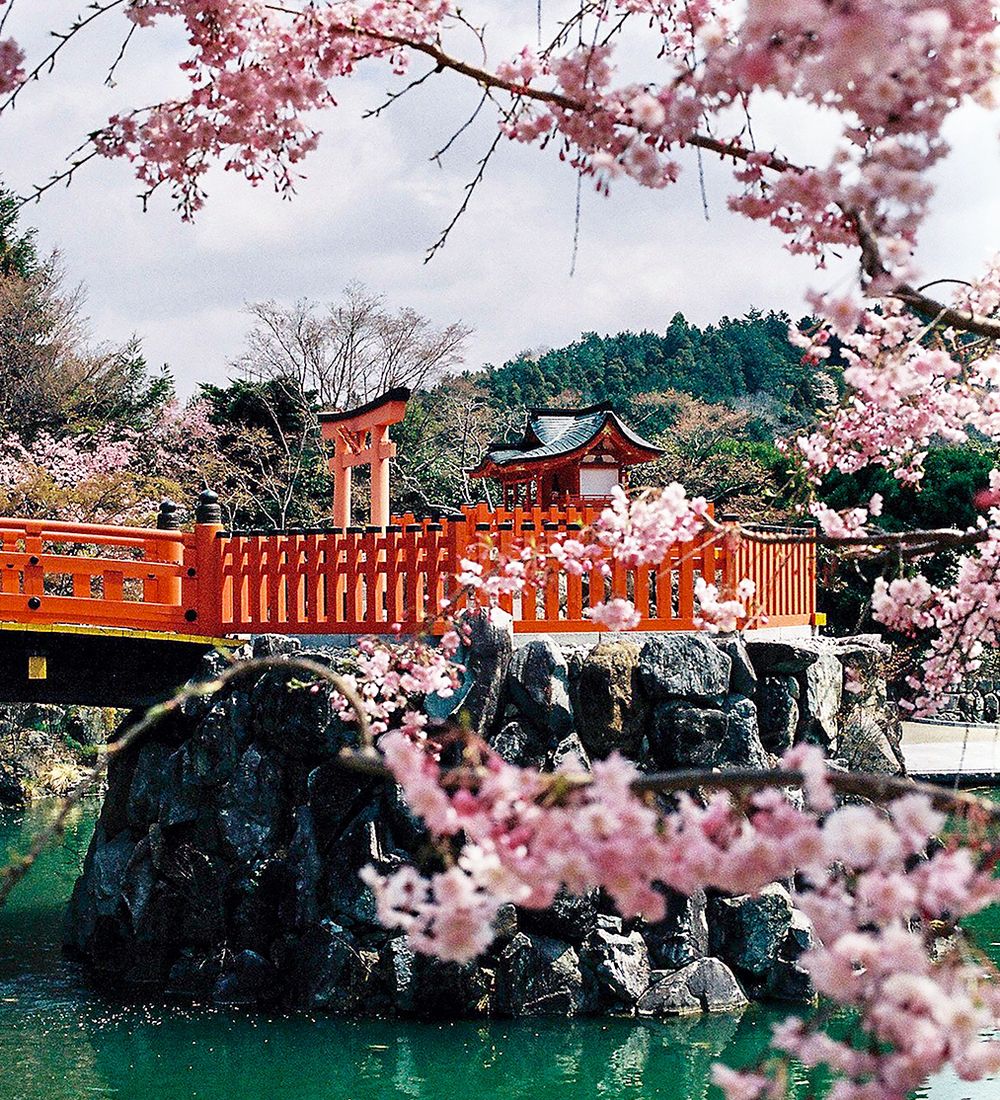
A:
319;388;410;529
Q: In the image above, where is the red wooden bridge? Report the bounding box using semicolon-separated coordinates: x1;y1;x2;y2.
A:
0;492;818;706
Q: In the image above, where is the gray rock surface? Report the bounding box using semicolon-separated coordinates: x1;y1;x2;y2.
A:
645;888;709;970
713;636;758;698
800;653;843;746
649;695;766;769
708;884;794;979
758;676;799;754
508;638;574;738
582;929;650;1008
495;933;588;1016
460;608;514;735
745;640;821;676
573;640;645;758
488;720;547;768
66;630;901;1016
637;959;747;1016
638;636;731;701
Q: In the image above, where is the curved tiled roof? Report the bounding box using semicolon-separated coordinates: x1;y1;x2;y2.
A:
482;402;663;468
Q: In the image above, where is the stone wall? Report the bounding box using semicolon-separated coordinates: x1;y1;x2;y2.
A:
64;625;900;1018
932;679;1000;723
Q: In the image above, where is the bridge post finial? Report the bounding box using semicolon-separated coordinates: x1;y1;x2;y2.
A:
156;499;181;531
195;488;222;526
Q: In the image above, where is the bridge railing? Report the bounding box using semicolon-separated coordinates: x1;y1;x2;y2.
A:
211;509;816;635
734;525;817;628
0;502;819;638
0;517;199;633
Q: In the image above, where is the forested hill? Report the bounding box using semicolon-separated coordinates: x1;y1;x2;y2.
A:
482;310;836;435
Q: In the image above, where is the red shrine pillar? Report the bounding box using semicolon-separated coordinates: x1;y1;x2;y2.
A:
318;388;410;528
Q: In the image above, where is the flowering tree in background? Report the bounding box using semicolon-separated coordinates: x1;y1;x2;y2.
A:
1;1;1000;1097
0;398;222;523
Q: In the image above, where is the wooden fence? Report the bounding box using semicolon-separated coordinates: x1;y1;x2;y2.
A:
0;509;818;638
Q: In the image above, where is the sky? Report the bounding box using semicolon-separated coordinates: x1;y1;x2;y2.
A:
2;2;999;398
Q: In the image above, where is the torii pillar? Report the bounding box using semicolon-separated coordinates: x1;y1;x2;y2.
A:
319;388;410;528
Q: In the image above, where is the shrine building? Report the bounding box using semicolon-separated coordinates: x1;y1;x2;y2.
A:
469;402;664;509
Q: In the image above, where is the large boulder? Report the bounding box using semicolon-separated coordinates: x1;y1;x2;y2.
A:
649;696;767;770
520;887;598;944
708;884;794;981
648;701;728;769
713;635;758;698
548;731;591;773
285;919;375;1013
487;720;548;769
800;654;843;747
249;662;355;759
507;638;574;738
759;908;817;1004
410;956;495;1017
458;608;514;736
573;640;646;758
745;640;821;676
495;933;589;1016
834;640;903;773
838;711;905;774
722;696;769;768
645;888;709;970
65;826;137;953
758;677;800;754
581;929;650;1009
216;745;283;866
214;948;280;1005
636;959;747;1016
637;636;732;701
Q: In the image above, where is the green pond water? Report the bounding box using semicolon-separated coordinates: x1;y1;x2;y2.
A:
0;803;997;1100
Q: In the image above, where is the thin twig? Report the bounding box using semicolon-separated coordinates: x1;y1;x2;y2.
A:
1;0;128;114
332;749;1000;823
424;125;506;262
105;22;138;87
430;88;490;165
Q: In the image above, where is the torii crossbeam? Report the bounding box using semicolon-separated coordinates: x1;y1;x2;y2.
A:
318;388;410;528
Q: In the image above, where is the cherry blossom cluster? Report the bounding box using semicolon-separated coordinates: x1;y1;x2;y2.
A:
329;631;462;736
0;40;22;97
0;431;138;490
594;484;710;567
794;270;1000;487
89;1;455;217
694;575;755;632
871;489;1000;712
450;483;750;634
809;494;883;539
5;0;994;274
0;399;223;525
360;728;1000;1098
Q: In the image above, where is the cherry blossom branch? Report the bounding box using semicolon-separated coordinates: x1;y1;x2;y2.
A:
336;747;1000;823
852;211;1000;339
330;23;996;338
630;767;1000;822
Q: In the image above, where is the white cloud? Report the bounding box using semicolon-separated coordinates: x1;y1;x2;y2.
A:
1;3;997;397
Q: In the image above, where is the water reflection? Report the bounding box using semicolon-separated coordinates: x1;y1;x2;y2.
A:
0;804;995;1100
